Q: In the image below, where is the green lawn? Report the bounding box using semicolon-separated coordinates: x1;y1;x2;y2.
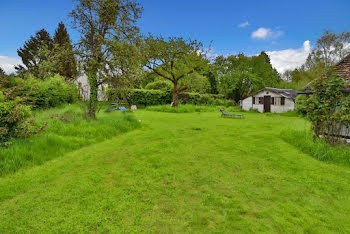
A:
0;110;349;232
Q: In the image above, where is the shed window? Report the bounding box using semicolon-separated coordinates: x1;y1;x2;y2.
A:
259;97;264;104
252;97;255;105
271;97;275;105
281;97;285;105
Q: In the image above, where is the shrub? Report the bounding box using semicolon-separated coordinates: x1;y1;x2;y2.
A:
126;89;172;106
295;95;307;116
146;104;241;113
180;93;235;106
2;74;78;109
305;70;349;145
109;89;235;107
0;92;35;144
145;80;173;91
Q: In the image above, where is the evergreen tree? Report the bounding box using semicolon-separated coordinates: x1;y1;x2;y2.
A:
52;22;78;80
54;22;70;46
17;29;53;76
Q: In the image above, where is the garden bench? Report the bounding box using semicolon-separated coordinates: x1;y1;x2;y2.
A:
220;109;244;118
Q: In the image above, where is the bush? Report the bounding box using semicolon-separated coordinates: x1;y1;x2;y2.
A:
180;93;235;106
146;104;241;113
305;70;349;145
125;89;172;106
145;80;173;91
0;92;35;144
109;89;235;107
295;95;307;116
1;74;78;109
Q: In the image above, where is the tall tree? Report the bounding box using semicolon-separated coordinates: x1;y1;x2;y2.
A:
52;22;78;80
214;53;279;102
54;22;71;46
69;0;142;119
16;29;53;76
142;35;209;107
306;30;350;68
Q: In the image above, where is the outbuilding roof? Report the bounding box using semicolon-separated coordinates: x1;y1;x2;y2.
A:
254;87;298;99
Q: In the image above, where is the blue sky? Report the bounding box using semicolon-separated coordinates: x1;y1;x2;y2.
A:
1;0;350;73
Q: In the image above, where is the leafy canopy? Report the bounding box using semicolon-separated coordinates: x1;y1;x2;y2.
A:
214;52;279;101
142;35;209;106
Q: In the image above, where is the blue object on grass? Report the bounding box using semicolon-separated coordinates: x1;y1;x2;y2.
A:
118;107;127;111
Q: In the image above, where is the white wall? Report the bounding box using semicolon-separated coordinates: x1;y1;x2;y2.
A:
241;90;295;113
73;74;108;101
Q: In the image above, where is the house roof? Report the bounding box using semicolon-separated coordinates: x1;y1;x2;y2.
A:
301;54;350;93
334;54;350;91
254;87;298;99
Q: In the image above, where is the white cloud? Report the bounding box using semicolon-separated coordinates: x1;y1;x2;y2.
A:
267;40;311;73
0;55;23;74
238;21;249;28
251;27;283;40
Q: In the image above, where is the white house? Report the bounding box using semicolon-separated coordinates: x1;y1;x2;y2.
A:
241;87;298;113
72;73;108;101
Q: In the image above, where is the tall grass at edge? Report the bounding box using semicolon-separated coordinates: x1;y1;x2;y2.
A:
0;104;141;177
281;129;350;166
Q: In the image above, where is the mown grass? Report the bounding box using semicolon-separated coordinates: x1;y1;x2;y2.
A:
0;109;349;232
0;104;141;177
145;104;241;113
281;129;350;166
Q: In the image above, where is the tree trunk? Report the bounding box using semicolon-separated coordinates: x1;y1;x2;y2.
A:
171;82;179;107
87;71;98;119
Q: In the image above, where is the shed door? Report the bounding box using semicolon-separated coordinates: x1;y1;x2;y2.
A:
264;96;271;113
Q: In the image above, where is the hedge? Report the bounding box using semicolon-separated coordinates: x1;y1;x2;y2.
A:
110;89;235;106
1;74;78;109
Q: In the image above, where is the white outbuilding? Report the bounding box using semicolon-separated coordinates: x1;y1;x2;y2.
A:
240;87;298;113
72;73;108;101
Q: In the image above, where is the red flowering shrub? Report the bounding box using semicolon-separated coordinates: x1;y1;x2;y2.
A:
0;91;38;144
305;69;350;145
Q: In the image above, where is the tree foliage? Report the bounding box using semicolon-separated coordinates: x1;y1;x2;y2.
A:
51;22;79;80
305;30;350;68
70;0;142;118
214;52;279;102
16;23;78;80
279;30;350;91
16;29;53;76
142;35;209;107
305;69;349;145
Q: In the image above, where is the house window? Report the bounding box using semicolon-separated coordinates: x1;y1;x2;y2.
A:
275;97;281;105
281;97;285;105
259;97;264;104
252;97;255;105
271;97;275;105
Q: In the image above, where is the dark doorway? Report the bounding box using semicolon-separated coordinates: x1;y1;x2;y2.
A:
264;96;271;112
